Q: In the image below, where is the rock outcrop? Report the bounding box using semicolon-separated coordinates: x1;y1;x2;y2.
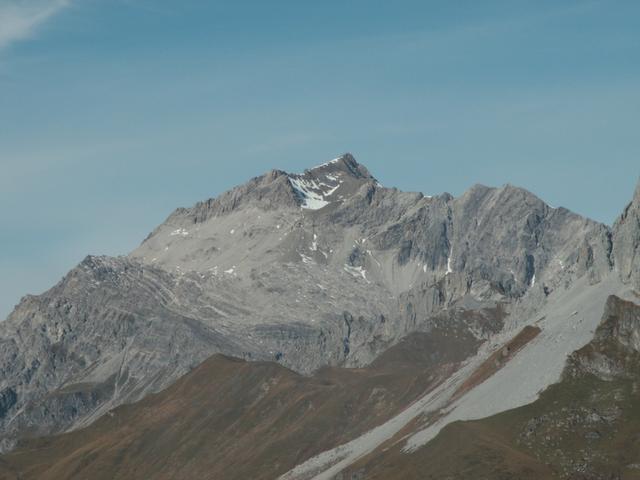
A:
613;180;640;290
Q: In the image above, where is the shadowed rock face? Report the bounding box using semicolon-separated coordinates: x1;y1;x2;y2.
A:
613;180;640;291
0;154;631;453
569;295;640;379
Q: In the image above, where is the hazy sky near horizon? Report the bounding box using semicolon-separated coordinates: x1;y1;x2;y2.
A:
1;0;639;319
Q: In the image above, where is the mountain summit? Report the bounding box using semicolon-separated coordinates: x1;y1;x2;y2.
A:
303;152;374;180
287;153;376;210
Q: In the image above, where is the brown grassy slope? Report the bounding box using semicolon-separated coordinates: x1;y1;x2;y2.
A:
0;321;484;480
340;296;640;480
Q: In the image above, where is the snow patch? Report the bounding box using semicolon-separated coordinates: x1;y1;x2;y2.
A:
288;175;341;210
170;228;189;237
300;254;314;265
344;264;368;281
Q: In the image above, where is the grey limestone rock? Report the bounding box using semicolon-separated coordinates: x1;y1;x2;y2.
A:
613;180;640;290
0;153;635;451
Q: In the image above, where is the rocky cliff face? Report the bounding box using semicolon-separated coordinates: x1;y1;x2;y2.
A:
0;154;632;452
613;180;640;291
567;295;640;380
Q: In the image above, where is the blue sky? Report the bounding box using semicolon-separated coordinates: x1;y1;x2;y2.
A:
1;0;639;319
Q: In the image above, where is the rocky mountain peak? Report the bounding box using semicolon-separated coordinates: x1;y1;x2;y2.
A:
304;153;374;180
159;154;374;225
286;153;376;211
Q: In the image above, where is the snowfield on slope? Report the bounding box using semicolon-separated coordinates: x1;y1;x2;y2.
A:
280;273;632;480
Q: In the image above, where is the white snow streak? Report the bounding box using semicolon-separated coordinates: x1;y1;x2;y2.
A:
288;175;341;210
343;264;367;281
300;254;314;265
314;156;342;169
289;177;330;210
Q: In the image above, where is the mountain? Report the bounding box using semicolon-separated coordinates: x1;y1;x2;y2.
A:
0;154;638;479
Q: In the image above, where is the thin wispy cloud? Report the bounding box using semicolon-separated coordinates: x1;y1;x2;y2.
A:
0;0;70;50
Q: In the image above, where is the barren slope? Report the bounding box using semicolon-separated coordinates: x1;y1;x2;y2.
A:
338;296;640;479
